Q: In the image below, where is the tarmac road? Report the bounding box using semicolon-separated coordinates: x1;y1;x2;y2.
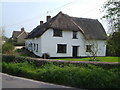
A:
1;73;78;89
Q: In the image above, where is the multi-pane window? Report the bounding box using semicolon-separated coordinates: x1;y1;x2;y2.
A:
57;44;67;53
53;29;62;37
86;45;92;52
73;31;77;39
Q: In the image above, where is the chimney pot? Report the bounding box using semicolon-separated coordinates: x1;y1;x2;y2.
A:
46;16;51;22
40;21;43;25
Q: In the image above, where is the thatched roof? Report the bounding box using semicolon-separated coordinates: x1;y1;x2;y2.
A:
26;12;107;40
12;31;22;40
12;28;29;40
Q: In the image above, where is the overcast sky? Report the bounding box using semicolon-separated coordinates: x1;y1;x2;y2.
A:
1;0;107;38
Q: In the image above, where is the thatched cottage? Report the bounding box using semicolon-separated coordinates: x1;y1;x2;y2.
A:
25;12;107;58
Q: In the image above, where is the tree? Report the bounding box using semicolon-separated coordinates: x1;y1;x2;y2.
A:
107;32;120;56
85;40;99;61
102;0;120;56
102;1;120;32
0;26;11;43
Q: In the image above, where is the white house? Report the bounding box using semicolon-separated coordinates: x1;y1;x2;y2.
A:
25;12;107;58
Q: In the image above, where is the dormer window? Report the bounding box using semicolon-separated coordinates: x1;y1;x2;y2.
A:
73;31;77;39
53;29;62;37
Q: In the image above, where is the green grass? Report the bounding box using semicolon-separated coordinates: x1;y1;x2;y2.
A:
2;61;120;88
55;57;119;62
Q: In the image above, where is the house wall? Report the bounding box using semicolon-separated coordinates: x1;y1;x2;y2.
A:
25;37;42;56
25;39;33;51
25;28;106;57
85;40;106;56
40;28;106;57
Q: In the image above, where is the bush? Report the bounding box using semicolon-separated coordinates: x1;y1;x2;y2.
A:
15;48;37;58
2;54;120;69
42;53;50;59
2;42;14;54
2;61;120;88
13;42;25;46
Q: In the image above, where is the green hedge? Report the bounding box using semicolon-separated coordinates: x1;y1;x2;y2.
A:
2;61;120;88
2;54;120;69
13;42;25;46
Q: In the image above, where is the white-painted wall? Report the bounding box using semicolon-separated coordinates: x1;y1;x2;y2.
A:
85;40;106;56
25;37;42;56
25;28;106;57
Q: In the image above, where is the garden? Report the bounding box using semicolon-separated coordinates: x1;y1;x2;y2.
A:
2;54;120;89
55;57;119;62
1;42;120;89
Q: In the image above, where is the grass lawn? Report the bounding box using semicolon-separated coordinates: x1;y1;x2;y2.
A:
55;57;120;62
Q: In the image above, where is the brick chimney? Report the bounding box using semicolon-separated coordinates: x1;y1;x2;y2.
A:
21;27;24;32
46;16;51;22
40;21;43;25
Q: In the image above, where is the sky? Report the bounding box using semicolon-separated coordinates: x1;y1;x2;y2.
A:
1;0;107;38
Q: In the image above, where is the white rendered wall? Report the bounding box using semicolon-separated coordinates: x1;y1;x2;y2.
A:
25;38;42;56
25;28;106;57
41;28;88;57
85;40;106;56
32;37;42;56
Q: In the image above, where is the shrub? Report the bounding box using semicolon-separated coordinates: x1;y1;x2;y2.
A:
2;54;15;62
2;61;120;88
15;48;37;58
2;54;120;69
2;42;14;54
13;42;25;46
42;53;50;59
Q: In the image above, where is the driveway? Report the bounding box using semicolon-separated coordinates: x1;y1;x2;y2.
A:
1;73;78;89
14;46;24;50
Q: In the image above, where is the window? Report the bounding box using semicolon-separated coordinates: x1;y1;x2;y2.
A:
29;43;33;51
53;29;62;37
36;44;38;52
73;31;77;39
86;45;92;52
57;44;67;53
34;43;36;51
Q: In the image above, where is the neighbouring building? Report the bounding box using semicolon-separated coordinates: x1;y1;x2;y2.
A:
12;27;28;43
25;12;107;58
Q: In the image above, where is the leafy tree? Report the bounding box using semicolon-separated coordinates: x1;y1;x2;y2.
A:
102;0;120;56
2;42;14;54
102;1;120;32
2;36;9;42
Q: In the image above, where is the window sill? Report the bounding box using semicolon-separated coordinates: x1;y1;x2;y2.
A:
72;38;78;39
57;52;66;54
53;36;62;37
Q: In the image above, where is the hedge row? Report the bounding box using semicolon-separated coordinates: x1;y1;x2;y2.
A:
13;42;25;46
2;61;120;88
2;54;120;69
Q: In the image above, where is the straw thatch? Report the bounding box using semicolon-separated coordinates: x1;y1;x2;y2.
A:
26;11;107;40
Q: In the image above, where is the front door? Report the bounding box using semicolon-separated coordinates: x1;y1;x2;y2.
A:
72;46;78;58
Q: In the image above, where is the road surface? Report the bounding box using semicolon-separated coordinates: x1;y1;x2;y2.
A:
1;73;78;89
